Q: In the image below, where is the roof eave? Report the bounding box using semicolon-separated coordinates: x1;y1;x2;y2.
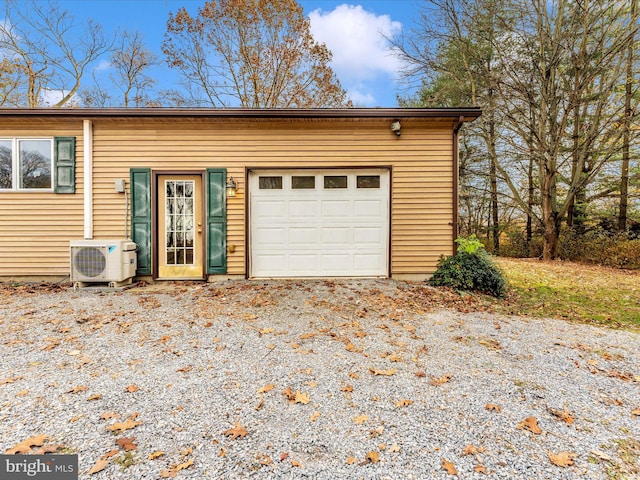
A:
0;107;482;122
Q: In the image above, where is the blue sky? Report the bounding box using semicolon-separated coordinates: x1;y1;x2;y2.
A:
54;0;419;107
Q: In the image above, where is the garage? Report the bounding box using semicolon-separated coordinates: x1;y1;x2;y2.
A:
249;169;390;277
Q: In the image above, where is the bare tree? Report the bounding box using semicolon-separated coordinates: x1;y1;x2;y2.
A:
0;0;112;107
162;0;349;107
110;30;158;107
620;0;639;231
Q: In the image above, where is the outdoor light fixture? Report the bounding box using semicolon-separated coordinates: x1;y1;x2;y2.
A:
226;176;238;197
390;120;401;137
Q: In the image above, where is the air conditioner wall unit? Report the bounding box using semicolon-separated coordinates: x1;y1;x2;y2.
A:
70;240;137;286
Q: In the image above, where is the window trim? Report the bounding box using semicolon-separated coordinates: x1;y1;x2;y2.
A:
0;137;55;192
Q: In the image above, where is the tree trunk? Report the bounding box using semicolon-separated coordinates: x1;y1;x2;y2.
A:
619;0;636;232
526;153;534;254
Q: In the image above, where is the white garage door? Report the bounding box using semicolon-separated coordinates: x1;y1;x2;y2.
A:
249;169;390;277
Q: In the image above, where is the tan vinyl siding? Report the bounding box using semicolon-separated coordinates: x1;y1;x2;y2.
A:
0;120;84;277
90;118;454;277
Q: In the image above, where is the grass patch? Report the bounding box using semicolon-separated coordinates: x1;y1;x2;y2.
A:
494;258;640;331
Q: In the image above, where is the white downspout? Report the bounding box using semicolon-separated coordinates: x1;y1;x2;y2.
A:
83;119;93;239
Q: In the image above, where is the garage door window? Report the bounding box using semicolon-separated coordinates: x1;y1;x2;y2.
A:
324;175;347;189
357;175;380;189
259;176;282;189
292;176;315;189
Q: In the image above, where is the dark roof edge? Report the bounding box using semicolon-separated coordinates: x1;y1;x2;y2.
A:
0;107;482;121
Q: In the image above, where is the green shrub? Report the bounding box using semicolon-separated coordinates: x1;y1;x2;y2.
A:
455;234;486;255
429;239;507;297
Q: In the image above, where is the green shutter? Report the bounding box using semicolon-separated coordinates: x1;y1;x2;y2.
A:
130;168;152;275
206;168;227;274
54;137;75;193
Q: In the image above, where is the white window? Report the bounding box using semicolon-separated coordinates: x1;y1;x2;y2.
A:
0;138;53;191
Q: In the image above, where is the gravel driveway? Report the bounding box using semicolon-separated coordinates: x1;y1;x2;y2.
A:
1;279;639;479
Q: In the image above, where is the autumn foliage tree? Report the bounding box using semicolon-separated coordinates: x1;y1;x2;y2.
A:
162;0;350;108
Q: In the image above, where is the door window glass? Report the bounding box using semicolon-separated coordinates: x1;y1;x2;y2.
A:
165;180;196;266
259;176;282;189
292;176;315;189
324;175;347;189
357;175;381;188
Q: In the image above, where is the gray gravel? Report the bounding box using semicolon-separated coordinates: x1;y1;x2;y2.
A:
1;279;639;479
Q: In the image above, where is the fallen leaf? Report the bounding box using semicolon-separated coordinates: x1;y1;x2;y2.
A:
116;436;137;451
310;411;321;422
16;389;29;397
148;451;165;460
176;459;194;471
294;391;310;405
88;459;109;475
280;452;289;462
6;434;49;454
430;374;452;386
100;412;120;420
0;376;23;385
341;384;354;393
348;372;359;379
549;408;574;424
106;415;142;433
67;385;88;394
366;451;380;464
224;423;248;440
87;394;102;401
346;456;357;464
485;403;501;412
125;385;140;393
415;371;426;378
100;450;120;460
549;451;577;467
258;384;275;394
369;368;397;376
353;414;369;424
388;353;403;362
589;449;613;461
395;399;413;408
389;444;401;453
282;386;295;401
517;416;542;434
474;464;488;474
176;365;192;373
300;333;315;339
33;445;63;454
442;458;458;475
631;408;640;417
462;444;486;455
291;460;302;467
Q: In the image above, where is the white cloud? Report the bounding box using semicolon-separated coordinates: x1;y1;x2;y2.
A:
309;4;403;106
94;59;111;72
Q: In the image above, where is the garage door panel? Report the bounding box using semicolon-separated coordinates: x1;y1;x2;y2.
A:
322;200;351;217
355;200;385;217
290;200;317;218
322;227;351;245
354;253;384;271
250;169;389;277
254;200;286;218
289;227;319;245
354;227;383;244
253;254;287;273
254;227;286;245
289;254;319;272
322;254;351;272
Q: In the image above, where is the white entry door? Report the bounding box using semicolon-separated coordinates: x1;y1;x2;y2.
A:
249;169;389;277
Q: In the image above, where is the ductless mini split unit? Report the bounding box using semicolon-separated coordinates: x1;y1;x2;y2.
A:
70;240;137;288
